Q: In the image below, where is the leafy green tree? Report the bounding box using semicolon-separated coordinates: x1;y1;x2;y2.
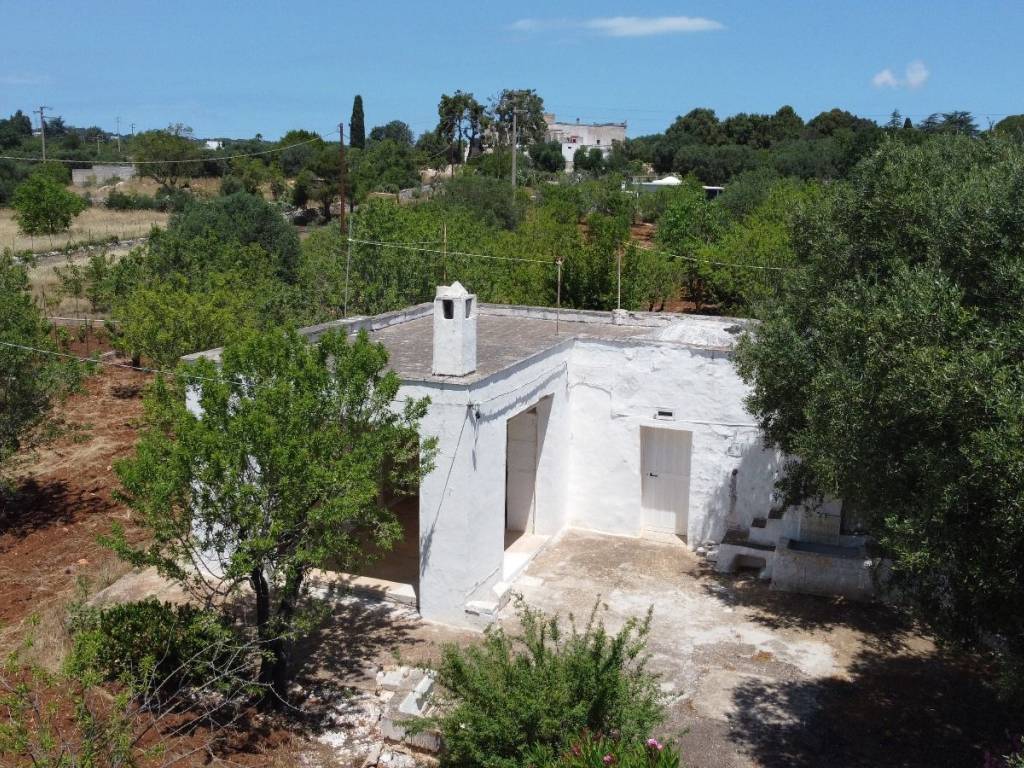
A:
350;95;366;149
573;147;605;174
277;129;323;176
350;139;419;199
699;179;812;314
226;157;268;195
112;276;259;368
656;178;725;309
735;136;1024;660
489;88;547;147
111;328;433;703
0;252;80;486
806;108;876;137
292;169;313;208
527;142;565;173
437;91;486;165
11;172;87;235
994;114;1024;139
369;120;414;146
416;129;454;171
621;243;676;311
131;127;202;190
919;111;980;136
767;105;805;144
436;173;524;230
161;192;302;282
0;109;33;149
306;143;343;219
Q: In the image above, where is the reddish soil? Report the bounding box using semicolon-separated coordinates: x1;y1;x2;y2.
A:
0;355;150;640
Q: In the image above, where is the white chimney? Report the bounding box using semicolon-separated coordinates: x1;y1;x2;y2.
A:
432;282;477;376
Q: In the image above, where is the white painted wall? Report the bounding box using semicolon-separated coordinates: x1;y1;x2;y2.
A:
565;340;783;545
401;344;572;625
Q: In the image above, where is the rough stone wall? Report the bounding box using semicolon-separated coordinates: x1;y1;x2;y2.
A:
71;164;136;185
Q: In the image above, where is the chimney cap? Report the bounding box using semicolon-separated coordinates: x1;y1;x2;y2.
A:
435;281;471;298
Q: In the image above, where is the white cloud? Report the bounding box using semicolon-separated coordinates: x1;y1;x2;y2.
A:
904;60;929;89
0;73;50;86
871;60;929;90
509;15;724;37
585;16;724;36
872;68;899;88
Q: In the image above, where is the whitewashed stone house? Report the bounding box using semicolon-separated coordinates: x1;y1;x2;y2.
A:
188;284;874;627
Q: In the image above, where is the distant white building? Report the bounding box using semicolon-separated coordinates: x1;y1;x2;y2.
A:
188;289;876;627
544;113;626;170
204;140;224;150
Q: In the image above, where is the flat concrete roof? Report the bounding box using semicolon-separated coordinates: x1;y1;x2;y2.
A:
185;303;750;385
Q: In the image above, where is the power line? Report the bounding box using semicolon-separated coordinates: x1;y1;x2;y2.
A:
651;247;795;272
0;339;234;384
0;130;337;165
346;237;553;265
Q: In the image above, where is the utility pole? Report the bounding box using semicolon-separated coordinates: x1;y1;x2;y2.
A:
511;109;517;190
338;121;347;236
116;116;121;154
33;106;50;161
130;122;135;136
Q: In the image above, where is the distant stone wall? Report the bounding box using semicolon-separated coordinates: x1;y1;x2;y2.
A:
71;164;136;186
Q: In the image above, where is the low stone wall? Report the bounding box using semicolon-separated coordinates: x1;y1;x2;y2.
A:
71;164;136;186
771;538;876;600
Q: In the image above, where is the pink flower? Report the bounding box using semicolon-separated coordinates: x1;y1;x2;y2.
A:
602;755;616;765
646;738;663;751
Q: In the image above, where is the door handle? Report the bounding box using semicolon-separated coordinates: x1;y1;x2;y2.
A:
648;472;659;478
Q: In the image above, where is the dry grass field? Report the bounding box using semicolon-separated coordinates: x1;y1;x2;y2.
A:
0;206;170;253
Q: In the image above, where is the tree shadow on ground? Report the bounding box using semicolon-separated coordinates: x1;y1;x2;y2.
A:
286;595;425;736
0;478;108;541
727;645;1020;768
699;569;918;653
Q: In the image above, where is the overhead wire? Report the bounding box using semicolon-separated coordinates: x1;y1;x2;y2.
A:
0;130;338;165
0;339;237;385
346;237;554;265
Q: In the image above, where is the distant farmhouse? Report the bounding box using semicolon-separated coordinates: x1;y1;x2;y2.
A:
190;286;878;627
544;113;626;170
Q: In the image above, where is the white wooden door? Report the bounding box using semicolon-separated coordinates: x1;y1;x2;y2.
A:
641;427;692;534
506;408;538;533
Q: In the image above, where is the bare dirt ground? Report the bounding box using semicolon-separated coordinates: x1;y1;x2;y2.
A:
0;207;169;253
0;355;150;659
509;530;1019;768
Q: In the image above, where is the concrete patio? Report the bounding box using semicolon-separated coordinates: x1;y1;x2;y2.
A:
498;529;1004;768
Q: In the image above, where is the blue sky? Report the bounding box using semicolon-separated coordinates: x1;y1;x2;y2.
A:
2;1;1022;140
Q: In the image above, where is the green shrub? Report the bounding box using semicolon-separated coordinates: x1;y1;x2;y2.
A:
11;173;87;235
429;600;662;768
546;731;681;768
66;598;245;692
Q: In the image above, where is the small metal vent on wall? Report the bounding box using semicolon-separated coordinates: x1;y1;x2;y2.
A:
654;409;675;421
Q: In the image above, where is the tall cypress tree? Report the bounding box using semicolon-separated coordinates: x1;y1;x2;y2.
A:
350;95;365;149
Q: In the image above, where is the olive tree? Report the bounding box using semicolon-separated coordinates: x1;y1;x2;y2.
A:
0;252;80;487
11;173;86;235
111;328;434;704
735;136;1024;658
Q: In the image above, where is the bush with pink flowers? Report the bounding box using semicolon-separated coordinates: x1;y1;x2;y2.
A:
546;731;681;768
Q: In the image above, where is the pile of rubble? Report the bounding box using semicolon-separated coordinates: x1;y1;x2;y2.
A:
315;665;443;767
